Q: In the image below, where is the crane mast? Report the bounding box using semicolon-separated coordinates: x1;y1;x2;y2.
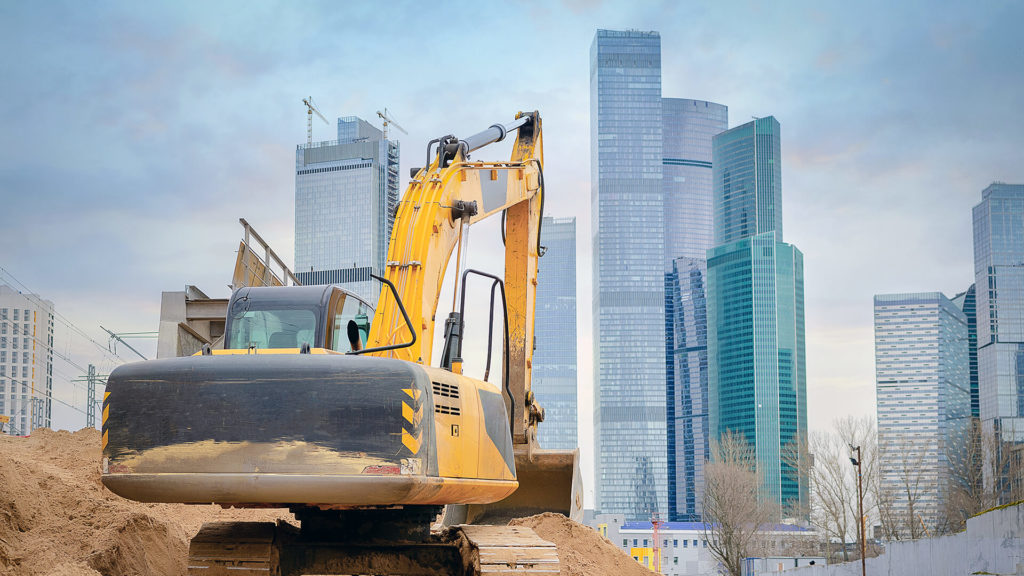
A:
302;96;329;146
377;108;408;140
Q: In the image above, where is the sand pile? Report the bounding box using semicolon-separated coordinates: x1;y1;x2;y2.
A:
511;513;657;576
0;428;290;576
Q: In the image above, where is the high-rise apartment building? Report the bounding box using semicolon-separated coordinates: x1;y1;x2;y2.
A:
0;285;54;436
706;117;808;515
972;182;1024;498
663;98;727;521
533;217;577;451
951;284;980;418
591;29;667;517
294;116;400;306
874;292;970;534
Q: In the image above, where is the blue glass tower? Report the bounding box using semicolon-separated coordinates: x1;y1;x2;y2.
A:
294;116;400;306
706;117;808;515
591;29;667;518
534;217;578;451
663;98;727;521
973;183;1024;499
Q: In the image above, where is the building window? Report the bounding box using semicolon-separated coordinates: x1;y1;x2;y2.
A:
643;539;648;547
693;540;697;547
673;539;678;546
12;310;18;321
663;540;668;547
633;539;638;547
674;557;679;565
683;540;688;548
623;539;628;548
702;541;707;548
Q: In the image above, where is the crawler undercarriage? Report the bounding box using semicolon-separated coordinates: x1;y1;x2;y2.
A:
187;507;559;576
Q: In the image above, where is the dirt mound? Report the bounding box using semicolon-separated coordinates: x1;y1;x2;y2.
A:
0;428;290;576
510;513;657;576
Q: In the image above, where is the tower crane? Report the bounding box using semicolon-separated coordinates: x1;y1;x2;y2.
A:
376;108;408;140
302;96;329;146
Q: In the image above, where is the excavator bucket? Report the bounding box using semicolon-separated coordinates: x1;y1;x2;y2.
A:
463;445;583;524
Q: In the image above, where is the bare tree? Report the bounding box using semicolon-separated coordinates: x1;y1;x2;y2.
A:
702;431;777;576
786;416;878;563
944;417;1024;531
876;438;930;540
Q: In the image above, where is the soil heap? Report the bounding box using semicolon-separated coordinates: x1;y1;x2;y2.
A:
0;428;290;576
511;513;657;576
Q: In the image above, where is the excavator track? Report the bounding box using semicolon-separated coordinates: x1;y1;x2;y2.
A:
188;522;277;575
187;518;560;576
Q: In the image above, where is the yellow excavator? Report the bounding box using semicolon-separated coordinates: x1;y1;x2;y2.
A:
101;111;582;575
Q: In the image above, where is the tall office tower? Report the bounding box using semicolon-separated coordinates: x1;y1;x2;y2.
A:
973;182;1024;500
533;217;578;451
874;292;970;534
591;29;667;518
0;285;54;436
663;98;727;521
706;117;808;516
294;116;400;306
951;284;980;418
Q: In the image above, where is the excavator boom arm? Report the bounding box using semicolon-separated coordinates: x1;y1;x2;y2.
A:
367;111;544;441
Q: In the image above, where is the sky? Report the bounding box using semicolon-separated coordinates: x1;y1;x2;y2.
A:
1;1;1023;507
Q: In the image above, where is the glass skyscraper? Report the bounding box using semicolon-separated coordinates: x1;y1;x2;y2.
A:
294;116;400;306
706;117;808;515
663;98;727;521
973;182;1024;498
951;284;980;418
591;29;667;518
874;292;970;533
533;217;578;451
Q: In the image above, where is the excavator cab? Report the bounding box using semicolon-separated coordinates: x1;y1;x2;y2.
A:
225;284;373;352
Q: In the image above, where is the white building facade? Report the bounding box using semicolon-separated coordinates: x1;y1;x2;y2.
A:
0;285;54;435
874;292;971;534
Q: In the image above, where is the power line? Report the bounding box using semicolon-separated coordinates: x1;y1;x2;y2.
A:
0;372;90;418
0;267;129;364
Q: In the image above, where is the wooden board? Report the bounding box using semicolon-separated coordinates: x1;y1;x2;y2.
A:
460;525;560;575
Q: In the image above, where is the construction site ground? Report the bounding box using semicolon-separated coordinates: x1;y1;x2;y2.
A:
0;428;655;576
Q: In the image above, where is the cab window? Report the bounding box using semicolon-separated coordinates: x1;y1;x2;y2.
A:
330;294;371;353
229;307;317;349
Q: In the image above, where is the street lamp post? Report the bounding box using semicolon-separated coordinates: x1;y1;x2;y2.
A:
849;445;866;576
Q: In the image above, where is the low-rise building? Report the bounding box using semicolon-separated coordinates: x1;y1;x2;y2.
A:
592;514;820;575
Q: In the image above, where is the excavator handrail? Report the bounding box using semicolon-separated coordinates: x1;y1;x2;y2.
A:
347;274;416;356
457;268;513;431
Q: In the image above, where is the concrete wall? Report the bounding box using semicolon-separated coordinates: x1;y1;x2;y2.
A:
765;502;1024;576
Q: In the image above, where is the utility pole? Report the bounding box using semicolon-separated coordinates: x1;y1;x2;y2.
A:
86;364;97;429
850;445;866;576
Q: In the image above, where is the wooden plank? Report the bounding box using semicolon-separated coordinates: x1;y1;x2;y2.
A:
459;525;555;547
